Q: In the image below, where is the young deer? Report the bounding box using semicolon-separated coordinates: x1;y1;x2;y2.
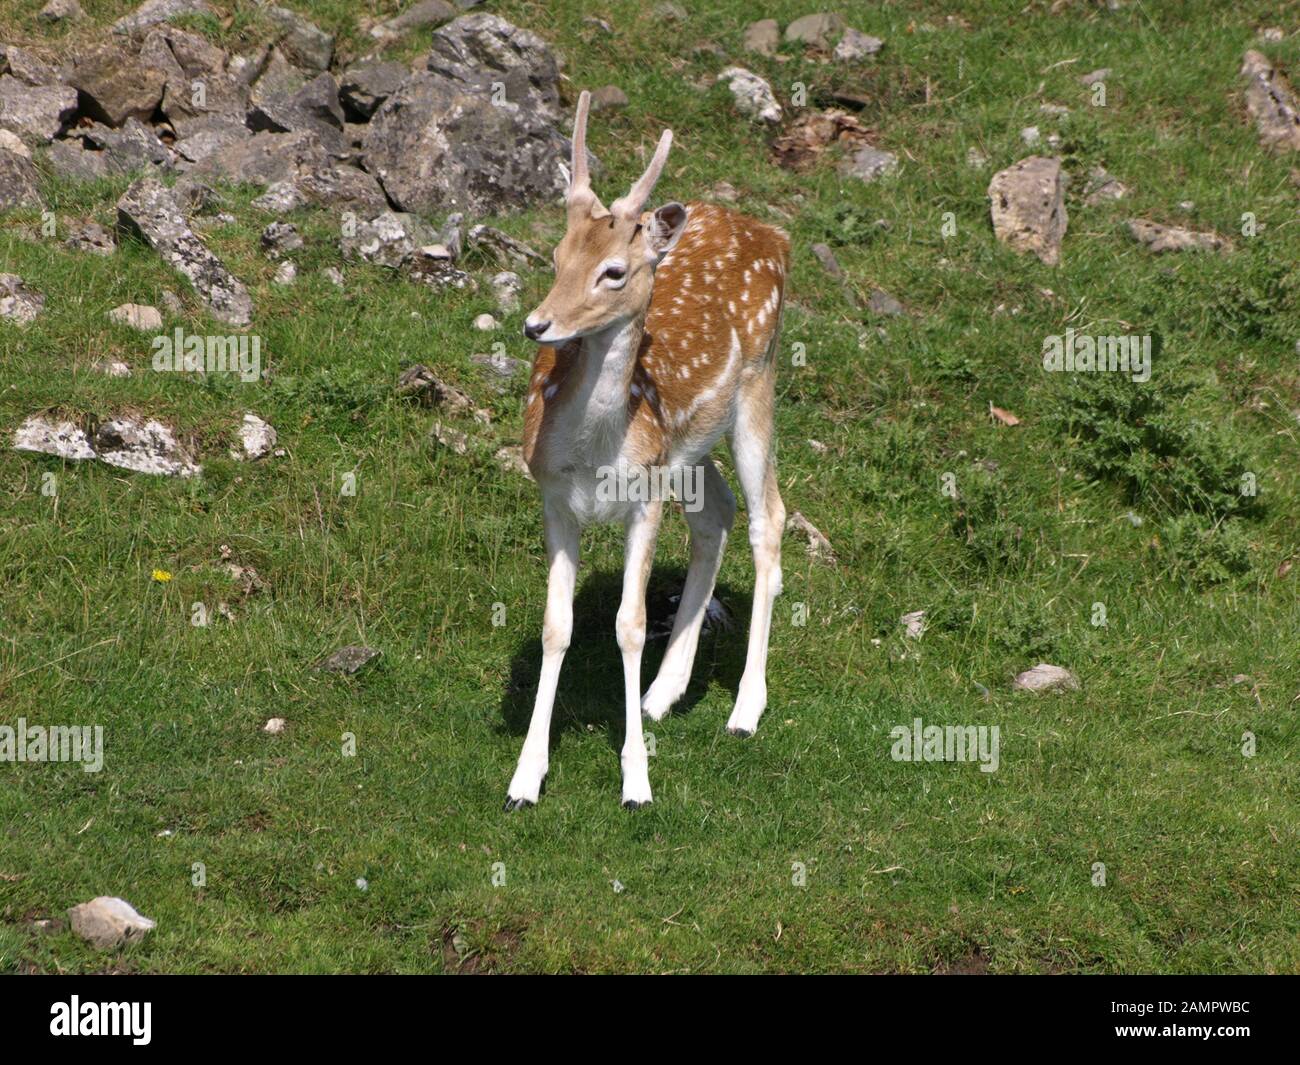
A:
506;91;789;809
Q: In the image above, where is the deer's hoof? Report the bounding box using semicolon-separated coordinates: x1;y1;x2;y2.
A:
728;726;754;738
503;796;535;812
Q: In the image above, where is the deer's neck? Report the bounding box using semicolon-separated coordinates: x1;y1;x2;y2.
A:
570;314;644;441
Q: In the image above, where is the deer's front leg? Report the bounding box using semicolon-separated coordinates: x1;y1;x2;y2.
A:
617;500;663;808
505;505;579;810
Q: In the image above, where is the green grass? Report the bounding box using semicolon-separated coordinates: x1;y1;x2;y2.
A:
1;0;1297;973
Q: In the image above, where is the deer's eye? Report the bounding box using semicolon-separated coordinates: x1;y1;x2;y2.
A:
603;265;626;282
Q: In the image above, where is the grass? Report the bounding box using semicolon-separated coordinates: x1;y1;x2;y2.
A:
0;0;1297;973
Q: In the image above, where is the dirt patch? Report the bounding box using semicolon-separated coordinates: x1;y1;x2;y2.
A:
935;947;991;974
438;922;523;974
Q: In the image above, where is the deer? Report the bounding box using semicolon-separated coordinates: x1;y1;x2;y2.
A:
506;90;789;810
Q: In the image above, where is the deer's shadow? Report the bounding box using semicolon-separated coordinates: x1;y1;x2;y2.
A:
498;565;752;751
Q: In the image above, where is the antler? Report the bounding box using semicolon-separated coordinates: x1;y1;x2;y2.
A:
611;130;673;221
566;90;610;219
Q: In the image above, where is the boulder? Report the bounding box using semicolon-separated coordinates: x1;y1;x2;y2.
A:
112;0;215;35
63;43;167;126
370;0;458;39
988;155;1067;266
0;76;77;143
0;149;42;210
717;67;782;124
191;128;329;187
341;210;438;269
742;19;780;56
425;12;562;120
339;59;407;120
264;5;334;74
0;44;60;86
67;897;156;950
785;13;846;49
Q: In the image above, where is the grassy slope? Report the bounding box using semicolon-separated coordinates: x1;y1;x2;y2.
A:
0;0;1296;972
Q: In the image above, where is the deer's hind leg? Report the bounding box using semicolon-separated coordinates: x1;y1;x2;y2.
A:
641;459;736;721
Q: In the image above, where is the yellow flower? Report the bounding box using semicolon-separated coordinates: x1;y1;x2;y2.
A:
152;569;173;583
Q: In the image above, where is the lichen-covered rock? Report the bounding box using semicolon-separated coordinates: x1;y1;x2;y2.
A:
716;67;782;124
112;0;214;36
988;155;1068;266
0;274;45;325
0;149;42;210
1240;49;1300;151
1126;218;1232;254
341;210;439;270
0;76;78;143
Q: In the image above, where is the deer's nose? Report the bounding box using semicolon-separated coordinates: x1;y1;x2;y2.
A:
523;319;550;341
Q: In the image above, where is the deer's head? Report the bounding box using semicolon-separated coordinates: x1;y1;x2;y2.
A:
523;91;689;346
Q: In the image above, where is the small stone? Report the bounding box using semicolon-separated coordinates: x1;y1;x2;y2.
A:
1013;663;1080;693
474;313;498;331
966;146;988;169
67;896;156;950
1079;68;1110;86
261;221;303;258
251;181;307;214
900;610;927;639
785;12;846;49
590;85;628;112
315;645;381;674
491;271;522;314
1083;166;1130;205
109;303;163;331
988;155;1068;266
431;422;469;454
263;717;286;734
834;28;884;61
273;260;298;286
161;290;184;315
1240;50;1300;151
868;288;905;316
12;415;96;460
234;412;276;460
653;2;688;21
40;0;86;20
810;243;843;277
1020;125;1041;145
322;266;344;287
369;0;457;39
112;0;214;36
742;19;780;56
785;511;835;563
841;146;898;183
65;220;116;256
495;444;532;479
396;364;477;412
1126;218;1231;254
0;149;42;211
92;358;132;377
717;67;782;125
711;180;739;202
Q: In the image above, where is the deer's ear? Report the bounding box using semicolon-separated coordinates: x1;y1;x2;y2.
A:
644;202;688;262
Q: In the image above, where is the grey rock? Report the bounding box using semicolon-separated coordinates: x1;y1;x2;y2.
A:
261;220;303;258
834;28;884;61
273;260;297;285
112;0;214;35
93;358;132;376
1079;67;1110;86
314;645;381;674
408;255;475;290
868;288;905;316
1241;49;1300;151
717;67;782;124
0;76;78;143
0;130;28;158
109;302;163;329
39;0;85;20
65;220;116;255
93;415;201;476
251;180;306;213
988;155;1067;266
322;266;344;287
264;5;334;74
13;415;95;460
590;84;628;112
192;128;329;187
141;27;249;134
786;510;835;563
1082;165;1129;205
67;897;156;950
235;412;276;459
248;46;306;112
369;0;457;39
465;224;544;268
0;149;42;210
472;350;528;384
339;59;407;120
1013;663;1080;693
810;242;843;277
171;174;220;212
49;118;176;179
397;363;477;411
365;70;570;216
250;72;345;152
653;2;688;21
116;176;253;325
491;270;522;313
341;209;438;269
63;43;167;126
785;12;846;49
1126;218;1232;254
431;422;469;454
171;118;252;167
295;165;389;215
0;274;45;325
842;145;898;182
742;19;780;56
0;44;60;85
425;13;562;121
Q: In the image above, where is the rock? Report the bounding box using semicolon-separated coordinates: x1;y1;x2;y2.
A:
988;155;1067;266
1020;125;1041;146
369;0;458;39
0;149;42;210
785;12;846;49
491;271;522;314
273;260;297;285
408;256;475;290
900;610;926;639
192;128;328;189
464;224;544;268
64;220;116;255
339;60;408;121
474;313;497;331
472;350;528;386
494;444;531;479
251;180;306;213
772;108;871;170
63;43;167;127
842;145;898;182
654;2;688;21
48;118;176;180
0;274;45;325
247;46;306;112
112;0;214;35
711;180;739;202
116;177;254;326
0;44;59;85
1012;663;1080;693
93;415;201;476
67;897;156;950
1079;67;1110;86
264;5;334;74
92;358;132;376
235;412;276;459
966;146;988;169
786;510;835;563
261;221;303;258
13;415;95;460
0;77;78;143
0;130;29;158
810;242;843;277
144;31;249;136
1126;218;1231;254
1082;165;1129;205
742;19;780;56
1240;50;1300;151
868;288;905;316
40;0;85;20
170;118;252;167
426;13;562;120
263;717;286;734
249;72;345;153
590;84;628;112
341;210;439;270
717;67;782;124
109;303;163;330
431;422;469;454
834;28;884;61
322;266;344;287
161;289;184;315
315;645;381;674
293;165;389;215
